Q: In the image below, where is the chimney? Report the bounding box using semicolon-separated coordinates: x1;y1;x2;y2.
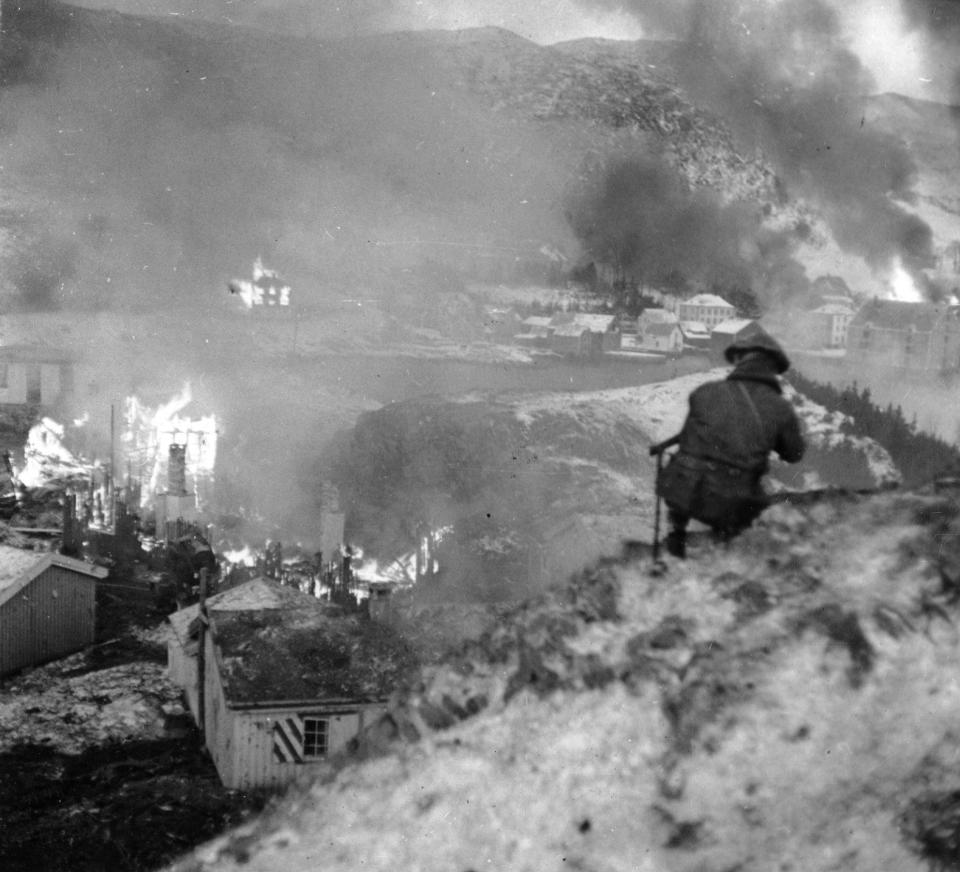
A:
368;581;394;623
168;444;187;495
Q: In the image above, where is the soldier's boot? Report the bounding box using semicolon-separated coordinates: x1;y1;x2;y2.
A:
665;529;687;559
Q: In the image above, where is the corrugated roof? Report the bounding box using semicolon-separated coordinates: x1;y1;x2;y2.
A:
0;545;107;608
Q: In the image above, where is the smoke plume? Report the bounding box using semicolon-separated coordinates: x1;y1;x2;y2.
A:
581;0;940;287
565;152;810;304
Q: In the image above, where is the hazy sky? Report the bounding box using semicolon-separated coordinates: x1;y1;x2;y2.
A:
65;0;957;102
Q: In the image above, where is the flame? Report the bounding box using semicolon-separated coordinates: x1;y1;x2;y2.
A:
889;255;923;302
351;525;454;584
223;544;257;567
18;417;92;489
121;382;218;506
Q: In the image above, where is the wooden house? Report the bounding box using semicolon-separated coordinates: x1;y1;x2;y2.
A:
637;308;679;335
639;321;683;354
548;313;620;356
0;545;107;676
167;577;413;790
0;345;73;408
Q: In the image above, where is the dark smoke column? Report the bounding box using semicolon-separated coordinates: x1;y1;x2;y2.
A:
590;0;939;291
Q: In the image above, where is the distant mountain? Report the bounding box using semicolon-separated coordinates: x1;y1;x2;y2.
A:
0;1;957;313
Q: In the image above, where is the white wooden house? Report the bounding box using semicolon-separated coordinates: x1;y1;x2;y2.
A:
637;308;679;334
0;545;107;676
639;321;683;354
167;577;412;790
0;345;73;407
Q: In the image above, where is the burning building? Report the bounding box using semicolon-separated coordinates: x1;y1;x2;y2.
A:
228;258;292;310
121;384;217;524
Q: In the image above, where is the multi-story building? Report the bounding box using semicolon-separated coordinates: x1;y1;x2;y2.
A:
807;303;856;349
677;294;737;330
846;299;960;374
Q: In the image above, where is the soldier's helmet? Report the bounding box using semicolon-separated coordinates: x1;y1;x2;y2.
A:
724;327;790;374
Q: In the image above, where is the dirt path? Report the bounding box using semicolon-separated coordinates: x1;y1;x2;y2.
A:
0;737;265;872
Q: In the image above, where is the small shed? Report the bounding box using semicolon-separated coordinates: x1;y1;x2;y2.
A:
0;546;108;676
710;319;763;360
168;577;415;790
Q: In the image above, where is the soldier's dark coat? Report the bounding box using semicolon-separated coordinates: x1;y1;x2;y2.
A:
657;344;805;533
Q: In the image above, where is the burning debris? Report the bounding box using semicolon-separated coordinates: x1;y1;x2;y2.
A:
18;417;93;495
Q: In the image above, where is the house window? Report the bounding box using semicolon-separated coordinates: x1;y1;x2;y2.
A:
0;364;7;389
302;717;329;758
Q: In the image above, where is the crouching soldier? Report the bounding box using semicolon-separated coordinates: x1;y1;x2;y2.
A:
649;328;805;558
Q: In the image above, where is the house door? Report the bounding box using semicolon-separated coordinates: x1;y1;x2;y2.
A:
26;366;42;404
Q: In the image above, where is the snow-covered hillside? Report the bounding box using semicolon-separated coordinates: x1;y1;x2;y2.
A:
338;369;901;600
169;482;960;872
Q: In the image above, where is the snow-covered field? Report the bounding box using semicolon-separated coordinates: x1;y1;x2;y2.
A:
0;626;181;755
